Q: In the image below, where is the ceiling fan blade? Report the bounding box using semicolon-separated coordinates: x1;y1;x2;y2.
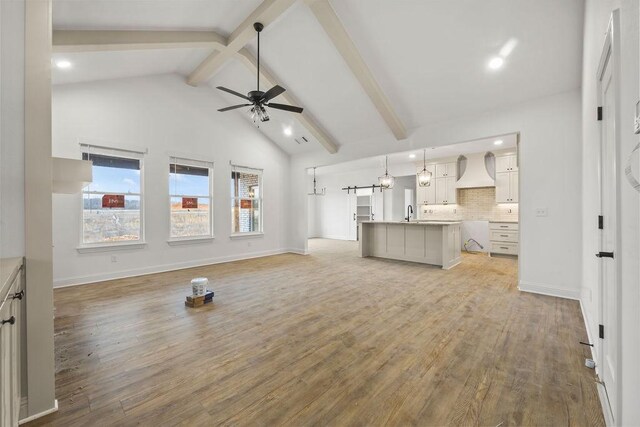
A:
218;104;251;112
216;86;250;101
260;85;286;102
267;103;303;113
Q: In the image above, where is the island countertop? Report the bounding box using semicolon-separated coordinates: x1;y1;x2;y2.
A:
360;220;462;226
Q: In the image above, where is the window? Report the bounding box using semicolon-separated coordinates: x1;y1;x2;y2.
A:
231;166;262;235
81;147;144;245
169;157;214;239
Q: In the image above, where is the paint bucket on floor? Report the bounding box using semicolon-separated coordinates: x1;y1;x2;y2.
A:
191;277;208;296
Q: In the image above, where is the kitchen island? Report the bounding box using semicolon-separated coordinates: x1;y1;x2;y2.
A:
359;221;462;269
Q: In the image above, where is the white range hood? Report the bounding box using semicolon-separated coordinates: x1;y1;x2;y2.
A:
455;152;495;188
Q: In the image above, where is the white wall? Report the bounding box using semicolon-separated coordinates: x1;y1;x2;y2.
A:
581;1;640;425
392;175;416;221
52;74;292;286
309;163;416;240
0;0;25;258
291;89;583;299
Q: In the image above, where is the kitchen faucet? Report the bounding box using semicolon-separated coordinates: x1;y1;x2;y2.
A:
406;205;413;222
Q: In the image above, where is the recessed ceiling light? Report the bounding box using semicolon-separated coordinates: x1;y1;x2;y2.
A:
488;57;504;70
55;60;72;69
409;154;416;159
283;127;292;136
494;139;504;145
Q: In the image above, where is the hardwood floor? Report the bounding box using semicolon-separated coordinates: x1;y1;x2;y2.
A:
29;239;604;426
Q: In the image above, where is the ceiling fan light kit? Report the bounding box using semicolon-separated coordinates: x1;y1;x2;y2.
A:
216;22;303;123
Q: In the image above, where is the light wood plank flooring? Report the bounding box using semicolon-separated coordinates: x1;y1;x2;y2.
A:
30;239;603;426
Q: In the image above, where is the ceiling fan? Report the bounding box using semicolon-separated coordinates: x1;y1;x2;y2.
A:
216;22;303;122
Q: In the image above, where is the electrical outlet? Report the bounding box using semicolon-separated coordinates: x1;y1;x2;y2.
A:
110;255;117;263
535;207;548;217
247;241;252;247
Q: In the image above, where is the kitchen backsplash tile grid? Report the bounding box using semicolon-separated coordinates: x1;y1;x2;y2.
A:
419;187;518;222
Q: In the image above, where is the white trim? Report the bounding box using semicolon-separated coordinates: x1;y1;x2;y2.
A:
287;248;309;255
169;157;214;240
580;298;598;363
231;165;263;235
53;248;303;287
18;399;58;425
579;297;613;425
229;162;263;173
77;242;147;253
167;150;215;164
80;144;146;247
229;232;264;239
78;138;147;156
596;382;615;426
167;237;215;246
518;280;580;300
19;397;28;421
168;155;214;169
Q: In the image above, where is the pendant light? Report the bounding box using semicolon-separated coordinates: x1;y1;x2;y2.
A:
308;167;326;196
378;156;395;189
417;149;433;187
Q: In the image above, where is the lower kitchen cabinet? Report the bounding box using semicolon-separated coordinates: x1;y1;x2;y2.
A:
489;221;518;256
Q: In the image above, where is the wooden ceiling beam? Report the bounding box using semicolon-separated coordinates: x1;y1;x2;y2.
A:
236;48;338;154
52;30;226;53
186;0;297;86
306;0;407;140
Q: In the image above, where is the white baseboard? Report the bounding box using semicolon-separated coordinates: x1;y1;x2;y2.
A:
54;248;304;287
286;248;309;255
579;299;597;361
19;399;58;425
596;382;615;426
316;234;350;241
580;298;614;426
518;280;580;300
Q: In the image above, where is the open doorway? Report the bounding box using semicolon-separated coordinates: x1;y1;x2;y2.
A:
305;133;521;279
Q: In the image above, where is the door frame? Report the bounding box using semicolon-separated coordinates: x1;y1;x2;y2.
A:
595;10;622;426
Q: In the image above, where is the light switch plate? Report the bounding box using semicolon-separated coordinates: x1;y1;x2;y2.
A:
535;207;548;217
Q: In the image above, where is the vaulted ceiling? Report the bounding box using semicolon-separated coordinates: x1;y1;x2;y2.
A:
51;0;584;155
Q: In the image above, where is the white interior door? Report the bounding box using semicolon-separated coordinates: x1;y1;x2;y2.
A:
597;17;620;420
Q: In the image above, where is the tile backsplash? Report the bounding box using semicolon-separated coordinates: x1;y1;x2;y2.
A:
418;187;518;222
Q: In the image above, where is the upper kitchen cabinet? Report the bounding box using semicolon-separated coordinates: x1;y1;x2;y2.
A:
416;166;436;205
495;154;518;173
435;162;457;178
496;154;518;203
435;176;457;205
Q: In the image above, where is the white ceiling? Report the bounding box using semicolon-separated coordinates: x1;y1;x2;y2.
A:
52;0;262;33
52;48;212;85
210;58;323;155
329;0;584;129
313;133;518;176
51;0;584;155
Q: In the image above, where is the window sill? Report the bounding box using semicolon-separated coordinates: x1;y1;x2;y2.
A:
229;232;264;239
167;236;215;246
76;242;147;253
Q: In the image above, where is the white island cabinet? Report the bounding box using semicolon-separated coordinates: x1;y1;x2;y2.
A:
359;221;461;269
